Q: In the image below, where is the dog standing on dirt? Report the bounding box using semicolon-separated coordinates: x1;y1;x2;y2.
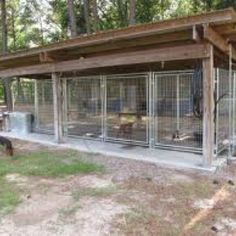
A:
0;136;14;156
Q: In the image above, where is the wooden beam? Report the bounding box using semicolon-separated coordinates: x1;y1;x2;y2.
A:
202;44;215;167
214;23;236;36
0;30;195;68
52;73;63;143
203;24;236;61
204;24;229;52
0;44;210;77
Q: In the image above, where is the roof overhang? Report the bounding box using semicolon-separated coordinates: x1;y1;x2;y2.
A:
0;8;236;77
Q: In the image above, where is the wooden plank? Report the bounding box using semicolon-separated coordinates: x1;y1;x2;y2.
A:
202;44;215;167
43;30;195;59
0;44;210;77
0;8;235;63
52;73;63;143
0;29;195;67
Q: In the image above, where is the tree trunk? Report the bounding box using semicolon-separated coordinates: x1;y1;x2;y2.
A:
83;0;91;34
10;7;17;51
39;16;45;45
67;0;77;38
129;0;136;25
1;0;13;111
117;0;128;27
91;0;99;32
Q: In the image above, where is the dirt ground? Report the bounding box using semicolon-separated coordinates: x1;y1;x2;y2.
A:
1;139;236;236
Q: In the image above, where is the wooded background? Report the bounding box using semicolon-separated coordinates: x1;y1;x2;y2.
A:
0;0;235;105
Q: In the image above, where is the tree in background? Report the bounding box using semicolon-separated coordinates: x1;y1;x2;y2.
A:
83;0;91;34
91;0;99;32
129;0;136;25
1;0;12;110
0;0;236;50
67;0;78;37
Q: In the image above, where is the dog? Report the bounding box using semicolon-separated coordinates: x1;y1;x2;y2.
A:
0;136;14;156
117;122;134;139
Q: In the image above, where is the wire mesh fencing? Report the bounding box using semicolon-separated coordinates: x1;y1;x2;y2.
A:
34;79;54;134
231;70;236;154
12;79;35;113
11;69;225;155
215;68;231;155
153;71;203;151
65;76;102;139
106;74;148;144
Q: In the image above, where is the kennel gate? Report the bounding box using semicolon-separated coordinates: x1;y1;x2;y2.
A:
105;74;149;144
62;71;202;152
64;76;103;139
153;71;203;152
34;79;54;134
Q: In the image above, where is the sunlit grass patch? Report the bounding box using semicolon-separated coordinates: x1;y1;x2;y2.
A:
0;151;104;177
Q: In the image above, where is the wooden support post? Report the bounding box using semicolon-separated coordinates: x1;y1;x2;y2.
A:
52;73;63;143
62;79;68;137
202;44;215;167
34;80;39;129
229;44;233;158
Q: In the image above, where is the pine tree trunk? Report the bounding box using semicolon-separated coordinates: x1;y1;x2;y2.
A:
1;0;13;111
129;0;136;25
10;7;17;51
84;0;91;34
67;0;77;38
91;0;99;32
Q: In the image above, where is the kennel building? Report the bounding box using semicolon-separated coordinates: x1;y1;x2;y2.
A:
1;8;236;168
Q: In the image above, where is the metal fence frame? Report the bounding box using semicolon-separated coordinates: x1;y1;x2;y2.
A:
231;70;236;155
12;70;211;154
153;70;202;153
33;79;54;134
104;73;149;145
215;68;232;156
63;75;103;141
59;71;203;152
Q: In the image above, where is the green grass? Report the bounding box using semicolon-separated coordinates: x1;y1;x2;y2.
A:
0;177;21;216
0;150;104;215
0;151;104;177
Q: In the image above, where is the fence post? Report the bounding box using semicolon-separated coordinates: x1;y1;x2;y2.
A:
202;44;215;167
229;44;233;159
34;80;39;130
52;73;63;143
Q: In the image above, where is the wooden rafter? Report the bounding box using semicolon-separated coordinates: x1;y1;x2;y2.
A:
203;24;236;61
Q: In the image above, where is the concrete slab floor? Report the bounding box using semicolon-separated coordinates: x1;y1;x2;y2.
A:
0;131;226;172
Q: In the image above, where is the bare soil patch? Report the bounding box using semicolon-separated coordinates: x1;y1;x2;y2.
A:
1;139;236;235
